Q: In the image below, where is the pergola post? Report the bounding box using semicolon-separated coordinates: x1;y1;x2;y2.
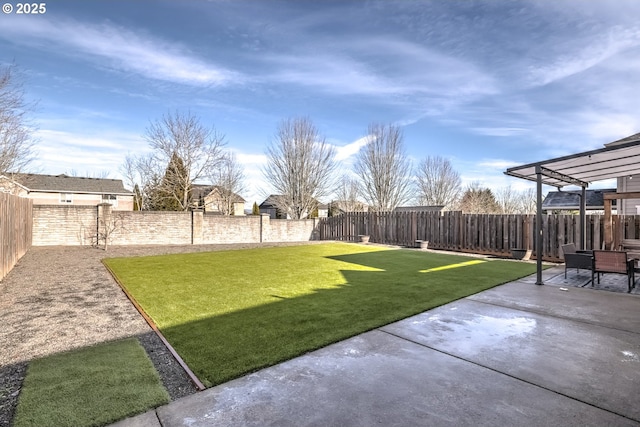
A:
535;165;543;285
604;198;612;250
580;186;586;250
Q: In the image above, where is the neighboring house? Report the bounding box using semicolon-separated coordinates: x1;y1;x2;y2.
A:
605;132;640;215
259;195;286;219
191;184;245;215
0;173;134;211
317;203;328;218
259;195;327;219
542;189;617;214
329;200;369;215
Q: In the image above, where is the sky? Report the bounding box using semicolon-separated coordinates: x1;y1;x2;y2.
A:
2;0;640;206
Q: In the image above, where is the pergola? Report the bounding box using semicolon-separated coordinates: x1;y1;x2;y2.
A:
505;139;640;285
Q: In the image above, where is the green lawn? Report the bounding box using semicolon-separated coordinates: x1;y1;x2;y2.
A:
14;338;169;427
104;242;537;387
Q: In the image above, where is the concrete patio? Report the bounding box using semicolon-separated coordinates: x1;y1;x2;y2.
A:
112;265;640;426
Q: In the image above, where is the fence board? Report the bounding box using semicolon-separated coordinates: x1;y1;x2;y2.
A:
0;193;33;281
318;212;640;262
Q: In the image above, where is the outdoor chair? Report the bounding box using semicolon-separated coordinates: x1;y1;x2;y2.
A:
561;243;593;256
591;250;635;293
561;243;592;279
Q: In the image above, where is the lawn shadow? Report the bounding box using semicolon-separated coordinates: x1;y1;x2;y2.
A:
159;250;534;387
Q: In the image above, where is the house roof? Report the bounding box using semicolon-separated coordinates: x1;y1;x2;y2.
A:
259;195;281;209
259;195;326;209
605;132;640;146
542;189;617;210
5;173;132;195
192;184;246;203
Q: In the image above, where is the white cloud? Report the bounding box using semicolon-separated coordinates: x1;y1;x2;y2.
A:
577;112;640;144
470;128;529;137
231;150;269;205
265;53;396;96
0;17;241;86
263;36;497;104
334;136;370;162
31;128;146;178
527;26;640;87
235;152;268;166
477;159;521;170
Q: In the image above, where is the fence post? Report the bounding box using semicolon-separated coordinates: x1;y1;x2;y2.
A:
191;209;203;245
260;213;270;242
311;218;319;240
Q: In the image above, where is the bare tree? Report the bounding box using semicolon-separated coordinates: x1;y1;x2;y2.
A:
416;156;461;210
212;152;246;215
263;117;336;219
518;188;537;214
496;185;538;214
458;181;500;214
0;64;36;174
96;207;126;251
334;174;365;212
65;169;111;178
120;153;143;210
145;111;226;210
496;185;521;214
120;152;162;211
354;123;413;211
122;111;226;211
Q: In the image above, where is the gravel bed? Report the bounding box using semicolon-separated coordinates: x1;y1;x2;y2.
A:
0;241;323;427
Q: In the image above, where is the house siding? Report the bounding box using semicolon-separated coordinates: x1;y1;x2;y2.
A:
26;192;134;210
618;177;640;215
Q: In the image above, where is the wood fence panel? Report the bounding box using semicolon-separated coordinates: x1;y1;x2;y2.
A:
0;193;33;281
318;212;640;262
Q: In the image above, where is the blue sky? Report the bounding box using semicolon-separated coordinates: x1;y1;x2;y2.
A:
2;0;640;205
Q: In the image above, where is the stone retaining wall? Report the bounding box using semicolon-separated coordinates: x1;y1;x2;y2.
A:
32;205;318;246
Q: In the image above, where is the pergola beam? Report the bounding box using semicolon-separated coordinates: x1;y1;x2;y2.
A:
506;139;640;286
538;166;589;188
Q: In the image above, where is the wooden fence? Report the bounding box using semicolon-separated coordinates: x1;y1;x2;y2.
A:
318;211;640;262
0;192;33;281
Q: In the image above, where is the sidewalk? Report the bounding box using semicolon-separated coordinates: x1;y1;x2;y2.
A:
112;266;640;426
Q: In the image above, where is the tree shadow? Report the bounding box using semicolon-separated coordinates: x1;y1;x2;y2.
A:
159;250;530;387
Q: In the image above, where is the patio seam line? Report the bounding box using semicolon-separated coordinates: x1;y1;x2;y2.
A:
154;409;163;427
377;328;640;424
465;296;640;337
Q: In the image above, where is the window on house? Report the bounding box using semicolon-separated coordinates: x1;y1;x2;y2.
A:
60;193;72;203
101;194;118;207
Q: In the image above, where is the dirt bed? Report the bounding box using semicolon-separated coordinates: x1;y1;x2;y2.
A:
0;241;322;427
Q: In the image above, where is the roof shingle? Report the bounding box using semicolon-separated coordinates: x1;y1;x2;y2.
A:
9;173;132;194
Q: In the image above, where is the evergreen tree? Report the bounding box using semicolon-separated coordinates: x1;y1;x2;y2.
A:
149;153;191;211
458;182;500;214
252;201;260;215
